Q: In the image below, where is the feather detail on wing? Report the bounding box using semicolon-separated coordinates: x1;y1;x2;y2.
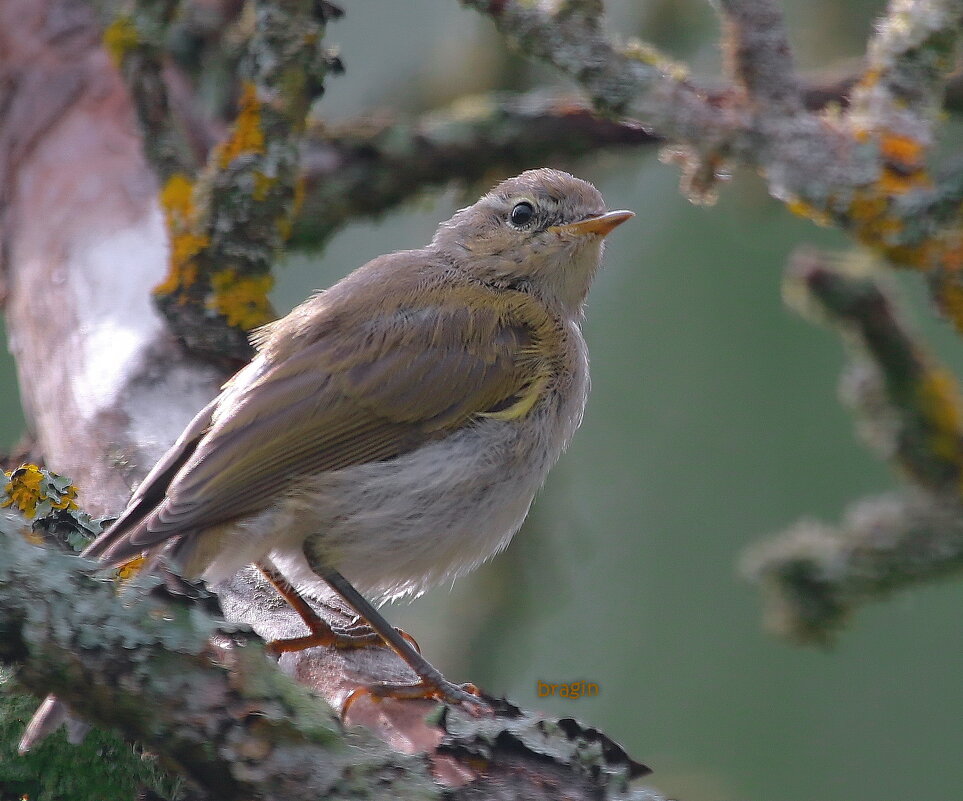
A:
92;279;557;565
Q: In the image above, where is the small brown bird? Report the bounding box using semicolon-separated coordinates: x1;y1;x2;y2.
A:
20;168;632;750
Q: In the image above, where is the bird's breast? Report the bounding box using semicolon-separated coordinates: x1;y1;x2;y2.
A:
264;326;591;603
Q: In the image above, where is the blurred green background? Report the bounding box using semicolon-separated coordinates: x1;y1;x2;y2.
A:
3;2;961;799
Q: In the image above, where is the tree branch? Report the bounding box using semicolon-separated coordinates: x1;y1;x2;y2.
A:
460;0;742;146
743;249;963;641
109;0;344;361
0;520;425;801
292;59;963;245
718;0;803;118
785;249;963;492
849;0;963;139
294;90;655;247
0;509;651;800
743;490;963;643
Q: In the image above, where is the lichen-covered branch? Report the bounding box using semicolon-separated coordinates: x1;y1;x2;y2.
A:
463;0;963;280
785;250;963;492
101;1;196;179
743;249;963;641
743;490;963;643
294;91;655;246
718;0;803;119
108;0;344;362
0;505;652;800
0;522;437;800
293;66;963;246
719;0;963;328
460;0;742;147
849;0;963;140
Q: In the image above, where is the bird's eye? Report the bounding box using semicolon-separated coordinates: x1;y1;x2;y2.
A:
510;201;535;227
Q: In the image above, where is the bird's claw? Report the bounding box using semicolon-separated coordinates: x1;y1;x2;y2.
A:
266;623;421;655
342;679;489;718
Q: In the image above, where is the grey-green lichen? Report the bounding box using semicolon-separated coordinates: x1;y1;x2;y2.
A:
0;529;438;800
440;702;649;798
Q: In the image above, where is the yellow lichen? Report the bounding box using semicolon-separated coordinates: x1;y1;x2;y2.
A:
208;269;275;329
623;38;689;81
160;172;195;214
848;190;888;225
936;281;963;334
102;15;140;67
2;464;78;519
292;174;307;219
876;133;931;196
784;124;963;345
154;173;209;298
854;68;881;97
877;167;927;196
217;82;265;169
786;197;833;227
885;242;931;269
848;187;905;250
275;213;294;242
837;129;932;257
252;171;275;202
879;133;925;170
915;369;963;465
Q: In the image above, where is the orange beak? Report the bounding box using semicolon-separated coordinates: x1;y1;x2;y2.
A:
549;209;635;237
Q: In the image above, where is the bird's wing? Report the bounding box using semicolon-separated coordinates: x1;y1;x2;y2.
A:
98;286;553;562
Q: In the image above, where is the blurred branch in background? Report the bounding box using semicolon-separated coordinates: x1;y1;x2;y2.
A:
297;64;963;248
295;91;655;246
744;249;963;642
744;489;963;643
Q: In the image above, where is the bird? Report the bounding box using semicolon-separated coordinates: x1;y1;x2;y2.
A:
20;167;633;752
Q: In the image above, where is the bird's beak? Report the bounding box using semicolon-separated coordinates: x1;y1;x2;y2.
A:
549;209;635;237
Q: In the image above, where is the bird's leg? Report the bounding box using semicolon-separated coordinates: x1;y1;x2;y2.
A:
258;562;382;653
320;567;489;715
256;561;419;654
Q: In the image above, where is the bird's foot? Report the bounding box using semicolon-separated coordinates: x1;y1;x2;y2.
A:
339;621;422;653
342;678;489;717
265;623;421;655
258;561;421;654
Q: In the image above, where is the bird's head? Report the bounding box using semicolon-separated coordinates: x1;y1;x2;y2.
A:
432;168;633;314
